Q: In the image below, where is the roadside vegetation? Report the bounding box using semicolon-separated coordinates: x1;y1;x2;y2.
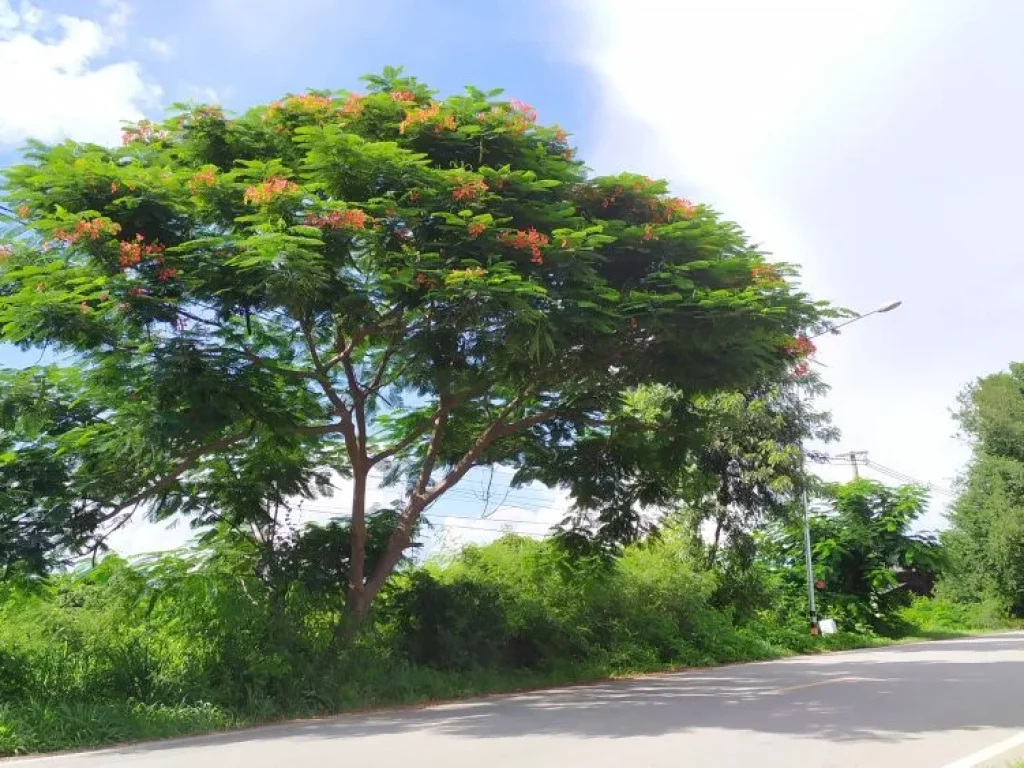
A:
0;70;1017;756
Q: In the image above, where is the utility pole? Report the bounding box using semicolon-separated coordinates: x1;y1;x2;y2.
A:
847;450;868;480
797;300;902;634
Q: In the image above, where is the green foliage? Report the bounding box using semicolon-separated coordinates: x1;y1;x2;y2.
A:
943;363;1024;615
0;70;830;617
763;480;941;631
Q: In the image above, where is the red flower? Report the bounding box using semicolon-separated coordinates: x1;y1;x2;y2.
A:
157;266;179;282
467;222;487;238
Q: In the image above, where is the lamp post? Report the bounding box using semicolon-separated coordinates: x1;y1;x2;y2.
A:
798;299;902;633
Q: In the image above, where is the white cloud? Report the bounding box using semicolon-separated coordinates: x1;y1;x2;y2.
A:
0;0;161;147
145;36;174;59
575;0;993;529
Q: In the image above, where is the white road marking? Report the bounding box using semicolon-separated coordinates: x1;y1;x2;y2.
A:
939;731;1024;768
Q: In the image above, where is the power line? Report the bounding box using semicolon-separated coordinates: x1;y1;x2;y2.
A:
827;454;955;498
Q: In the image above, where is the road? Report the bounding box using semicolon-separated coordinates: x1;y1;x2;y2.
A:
9;632;1024;768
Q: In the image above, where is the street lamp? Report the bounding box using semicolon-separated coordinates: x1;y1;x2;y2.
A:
798;299;902;633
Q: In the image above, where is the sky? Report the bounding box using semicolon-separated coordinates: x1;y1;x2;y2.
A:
1;0;1018;552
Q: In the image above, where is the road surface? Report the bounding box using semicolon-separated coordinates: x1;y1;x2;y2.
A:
9;632;1024;768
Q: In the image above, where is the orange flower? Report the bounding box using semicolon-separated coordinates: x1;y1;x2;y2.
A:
118;235;165;269
15;205;28;218
499;228;549;260
157;266;179;281
451;179;488;202
244;176;298;205
467;222;487;238
399;102;440;134
78;301;91;314
642;225;658;241
304;208;370;230
390;90;416;102
110;182;120;194
188;168;217;194
339;93;365;118
121;121;168;144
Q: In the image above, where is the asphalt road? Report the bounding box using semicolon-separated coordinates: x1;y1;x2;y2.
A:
10;632;1024;768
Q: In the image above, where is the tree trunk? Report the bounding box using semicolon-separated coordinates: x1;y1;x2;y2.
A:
340;462;370;638
707;518;724;568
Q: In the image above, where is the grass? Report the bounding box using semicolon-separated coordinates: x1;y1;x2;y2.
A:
0;627;997;758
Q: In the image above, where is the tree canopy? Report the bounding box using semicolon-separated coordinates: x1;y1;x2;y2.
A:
942;363;1024;615
0;68;829;616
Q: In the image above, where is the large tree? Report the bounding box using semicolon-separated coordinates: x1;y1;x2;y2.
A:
943;363;1024;614
0;69;827;618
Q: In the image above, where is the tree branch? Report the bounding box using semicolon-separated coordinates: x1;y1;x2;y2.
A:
95;428;253;526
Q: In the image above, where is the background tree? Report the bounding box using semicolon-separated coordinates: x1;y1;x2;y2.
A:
532;370;835;561
764;479;941;630
0;68;828;621
942;363;1024;615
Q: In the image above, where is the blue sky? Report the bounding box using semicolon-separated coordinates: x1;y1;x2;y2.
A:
2;0;1021;551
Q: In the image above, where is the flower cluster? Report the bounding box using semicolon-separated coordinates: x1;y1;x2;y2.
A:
304;208;370;230
642;224;659;242
783;335;816;358
389;90;416;102
187;168;217;194
121;121;168;145
54;219;121;244
243;177;299;206
266;94;333;118
398;102;456;134
339;93;365;118
782;335;816;376
15;205;28;218
499;227;549;263
118;234;165;269
451;179;488;202
751;264;781;284
399;103;439;134
467;221;487;238
156;266;179;282
476;101;539;136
